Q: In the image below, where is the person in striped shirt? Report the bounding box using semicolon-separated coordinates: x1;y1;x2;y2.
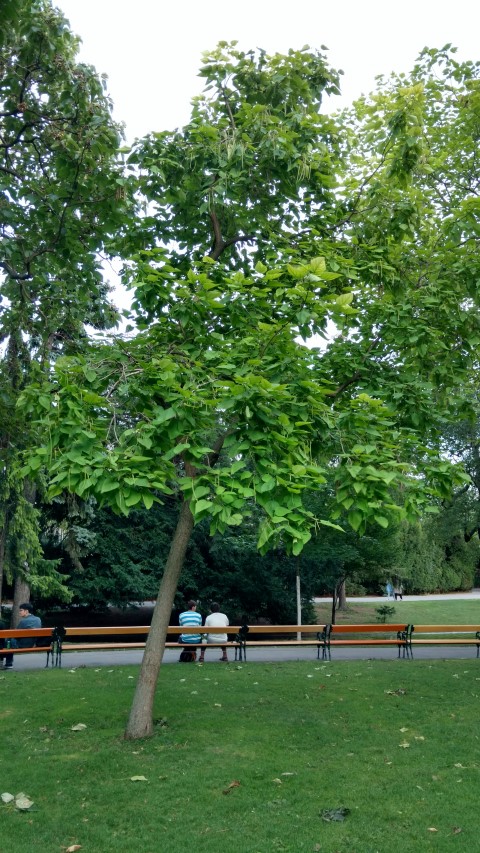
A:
178;600;202;660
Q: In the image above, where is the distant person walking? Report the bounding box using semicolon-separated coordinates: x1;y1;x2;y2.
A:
385;582;394;600
199;603;229;663
394;584;403;601
178;600;202;662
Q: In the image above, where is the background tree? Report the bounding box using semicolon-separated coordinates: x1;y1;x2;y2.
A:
0;0;126;614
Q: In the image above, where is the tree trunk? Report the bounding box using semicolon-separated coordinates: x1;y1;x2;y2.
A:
12;575;31;627
337;579;347;610
331;586;337;625
124;499;195;739
0;524;5;609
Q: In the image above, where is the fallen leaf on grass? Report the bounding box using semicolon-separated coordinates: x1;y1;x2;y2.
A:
428;827;438;832
452;827;462;835
65;846;82;852
386;689;406;695
320;806;350;822
71;724;87;731
222;780;240;794
14;794;34;810
130;776;148;782
454;763;465;768
399;727;408;733
399;742;410;749
1;793;14;804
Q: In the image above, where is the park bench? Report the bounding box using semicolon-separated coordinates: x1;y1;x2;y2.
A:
404;624;480;657
2;623;480;666
314;623;480;659
0;625;248;666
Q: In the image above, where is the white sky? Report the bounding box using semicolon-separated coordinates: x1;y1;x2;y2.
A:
55;0;479;144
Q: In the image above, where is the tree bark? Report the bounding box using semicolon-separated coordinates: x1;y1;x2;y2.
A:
124;499;195;739
331;586;337;625
12;575;31;626
337;579;347;610
0;524;5;609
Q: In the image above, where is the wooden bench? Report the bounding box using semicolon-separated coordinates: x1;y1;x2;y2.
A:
405;624;480;657
313;623;480;660
0;625;247;667
2;623;480;667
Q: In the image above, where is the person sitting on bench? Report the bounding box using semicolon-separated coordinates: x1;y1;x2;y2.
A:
199;603;229;663
178;600;202;661
3;603;42;670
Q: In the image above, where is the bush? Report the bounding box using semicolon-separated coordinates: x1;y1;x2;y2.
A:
375;604;396;623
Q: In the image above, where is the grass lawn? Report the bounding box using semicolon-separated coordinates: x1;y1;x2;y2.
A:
1;658;479;853
314;598;480;626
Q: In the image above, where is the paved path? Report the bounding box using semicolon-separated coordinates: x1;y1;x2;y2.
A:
314;589;480;602
3;591;480;672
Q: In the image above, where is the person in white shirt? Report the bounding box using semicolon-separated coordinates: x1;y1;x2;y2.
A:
199;603;229;663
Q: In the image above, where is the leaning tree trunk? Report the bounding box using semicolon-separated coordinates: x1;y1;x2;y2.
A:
124;499;195;739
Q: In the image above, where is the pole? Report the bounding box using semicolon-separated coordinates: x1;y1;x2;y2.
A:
296;565;301;640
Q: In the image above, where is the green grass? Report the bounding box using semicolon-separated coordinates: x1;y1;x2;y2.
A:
315;598;480;626
1;659;480;852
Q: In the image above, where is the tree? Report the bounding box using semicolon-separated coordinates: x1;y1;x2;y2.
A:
0;0;126;611
20;45;478;739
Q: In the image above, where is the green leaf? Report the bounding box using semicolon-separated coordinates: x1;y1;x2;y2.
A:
347;509;363;532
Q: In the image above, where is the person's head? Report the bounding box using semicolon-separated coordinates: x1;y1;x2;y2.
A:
211;602;220;613
187;600;197;610
19;603;34;617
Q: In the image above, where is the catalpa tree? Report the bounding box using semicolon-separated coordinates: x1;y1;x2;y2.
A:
20;45;478;738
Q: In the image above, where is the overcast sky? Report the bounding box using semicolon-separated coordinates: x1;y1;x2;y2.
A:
55;0;479;144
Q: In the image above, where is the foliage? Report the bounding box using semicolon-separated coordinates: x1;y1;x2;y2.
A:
0;0;126;604
386;516;480;593
0;0;124;326
0;465;70;602
40;498;315;622
375;604;396;622
122;42;341;274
